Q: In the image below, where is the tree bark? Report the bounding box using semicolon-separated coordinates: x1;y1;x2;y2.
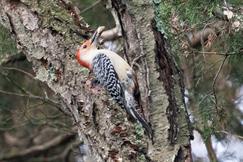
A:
0;0;192;161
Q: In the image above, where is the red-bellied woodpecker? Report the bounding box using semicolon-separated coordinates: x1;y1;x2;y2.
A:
76;28;152;139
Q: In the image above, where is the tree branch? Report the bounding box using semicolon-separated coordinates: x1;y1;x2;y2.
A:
0;66;35;79
80;0;102;14
212;55;228;114
0;133;76;161
0;89;58;105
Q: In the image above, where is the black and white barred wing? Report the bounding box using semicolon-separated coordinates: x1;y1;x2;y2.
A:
92;53;125;107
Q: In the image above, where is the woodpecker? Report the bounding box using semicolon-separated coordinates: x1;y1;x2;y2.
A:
76;28;152;139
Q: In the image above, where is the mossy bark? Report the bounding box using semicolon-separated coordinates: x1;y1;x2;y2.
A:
0;0;192;161
111;0;192;161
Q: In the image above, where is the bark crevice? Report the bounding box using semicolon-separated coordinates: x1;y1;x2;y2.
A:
152;19;179;144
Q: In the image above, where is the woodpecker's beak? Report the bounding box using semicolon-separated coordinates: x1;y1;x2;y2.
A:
90;26;105;46
90;30;98;46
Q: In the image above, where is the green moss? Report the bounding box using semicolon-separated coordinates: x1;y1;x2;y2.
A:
21;0;85;44
228;0;243;5
228;30;243;85
153;0;220;39
153;1;172;38
135;123;144;140
79;68;90;76
138;154;146;161
227;30;243;56
0;25;17;63
39;0;74;31
173;0;219;25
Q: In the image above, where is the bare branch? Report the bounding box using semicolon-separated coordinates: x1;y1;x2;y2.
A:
0;66;35;79
80;0;102;14
192;50;243;56
44;140;82;162
0;54;26;65
0;89;58;105
212;56;228;114
0;133;76;161
216;130;243;140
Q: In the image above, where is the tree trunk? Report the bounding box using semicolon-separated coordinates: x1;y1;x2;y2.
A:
0;0;192;161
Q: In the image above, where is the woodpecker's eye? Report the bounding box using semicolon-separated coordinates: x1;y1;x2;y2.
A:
83;45;87;49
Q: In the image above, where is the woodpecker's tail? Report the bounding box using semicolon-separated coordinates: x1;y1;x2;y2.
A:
124;92;153;139
126;105;153;139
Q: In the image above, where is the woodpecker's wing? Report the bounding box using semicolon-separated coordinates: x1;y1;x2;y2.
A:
92;53;125;107
92;53;153;139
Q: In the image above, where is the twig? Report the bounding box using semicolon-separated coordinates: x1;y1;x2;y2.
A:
0;89;58;105
80;0;102;14
0;89;71;118
0;121;29;131
1;54;26;65
216;130;243;140
198;91;213;106
212;55;228;114
199;58;224;78
0;66;35;78
0;71;31;95
43;140;82;162
131;54;146;69
0;133;76;161
1;66;47;98
194;50;243;56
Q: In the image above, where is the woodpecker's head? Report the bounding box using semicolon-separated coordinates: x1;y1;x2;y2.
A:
76;26;105;56
76;32;98;69
76;26;105;69
76;30;98;53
